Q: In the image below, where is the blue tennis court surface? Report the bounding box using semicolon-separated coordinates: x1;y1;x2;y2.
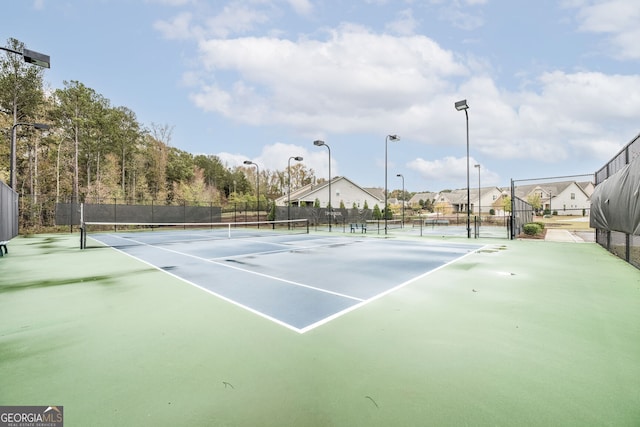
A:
90;231;483;333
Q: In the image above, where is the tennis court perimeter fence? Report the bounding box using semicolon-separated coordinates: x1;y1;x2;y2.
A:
0;181;19;248
56;201;223;225
592;132;640;269
508;192;533;239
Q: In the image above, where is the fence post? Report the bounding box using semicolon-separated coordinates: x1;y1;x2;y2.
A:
510;179;515;240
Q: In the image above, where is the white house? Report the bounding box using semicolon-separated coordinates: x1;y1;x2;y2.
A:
413;187;505;215
512;181;592;215
274;176;384;209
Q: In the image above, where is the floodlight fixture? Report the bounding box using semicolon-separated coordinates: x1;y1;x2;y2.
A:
23;48;50;68
455;99;469;111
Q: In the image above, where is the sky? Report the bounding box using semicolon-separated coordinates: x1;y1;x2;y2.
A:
3;0;640;192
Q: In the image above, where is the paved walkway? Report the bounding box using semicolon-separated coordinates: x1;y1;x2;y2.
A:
545;228;586;242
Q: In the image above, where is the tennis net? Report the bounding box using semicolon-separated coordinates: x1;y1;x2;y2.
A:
80;219;309;249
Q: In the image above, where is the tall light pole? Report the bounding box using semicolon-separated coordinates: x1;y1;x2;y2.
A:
455;99;471;238
2;42;51;190
474;164;481;236
243;160;260;223
313;140;332;231
10;123;50;190
396;173;404;228
287;156;303;224
385;134;400;235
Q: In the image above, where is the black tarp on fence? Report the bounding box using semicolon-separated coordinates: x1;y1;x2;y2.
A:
593;132;640;268
56;202;222;225
0;181;19;243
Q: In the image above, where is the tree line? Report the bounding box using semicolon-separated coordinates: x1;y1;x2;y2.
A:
1;38;321;213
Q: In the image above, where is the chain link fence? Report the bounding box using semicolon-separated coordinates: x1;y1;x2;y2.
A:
16;195;261;232
594;132;640;269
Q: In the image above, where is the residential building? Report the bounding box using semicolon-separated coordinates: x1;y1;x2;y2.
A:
512;181;592;215
274;176;384;210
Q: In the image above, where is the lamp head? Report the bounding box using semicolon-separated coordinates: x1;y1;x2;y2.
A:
474;164;480;168
455;99;469;111
33;123;50;130
294;156;303;161
313;140;325;147
396;173;403;177
387;134;400;141
243;160;253;165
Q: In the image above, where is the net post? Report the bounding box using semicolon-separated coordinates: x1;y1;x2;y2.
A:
228;223;231;239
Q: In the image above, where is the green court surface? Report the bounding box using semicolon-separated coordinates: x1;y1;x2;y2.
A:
1;233;639;426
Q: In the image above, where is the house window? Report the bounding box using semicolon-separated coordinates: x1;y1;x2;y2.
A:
492;195;497;200
571;193;575;200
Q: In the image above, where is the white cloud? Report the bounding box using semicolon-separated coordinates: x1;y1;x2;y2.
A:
570;0;640;60
408;156;468;183
154;12;197;40
434;0;485;31
386;9;419;36
190;25;466;135
216;151;250;168
204;3;270;38
406;156;498;188
239;142;334;178
145;0;194;5
287;0;313;16
168;9;636;177
154;2;270;40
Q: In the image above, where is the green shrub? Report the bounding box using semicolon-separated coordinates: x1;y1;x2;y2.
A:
523;223;542;235
533;221;545;230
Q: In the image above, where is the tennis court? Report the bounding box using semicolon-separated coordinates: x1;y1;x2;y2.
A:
2;232;639;426
87;227;484;333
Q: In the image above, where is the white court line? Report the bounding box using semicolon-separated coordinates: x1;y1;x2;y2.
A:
99;233;364;303
92;234;486;334
298;244;489;333
208;238;363;260
89;237;306;334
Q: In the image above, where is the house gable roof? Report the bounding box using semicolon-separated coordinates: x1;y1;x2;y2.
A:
510;180;591;200
275;176;383;205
